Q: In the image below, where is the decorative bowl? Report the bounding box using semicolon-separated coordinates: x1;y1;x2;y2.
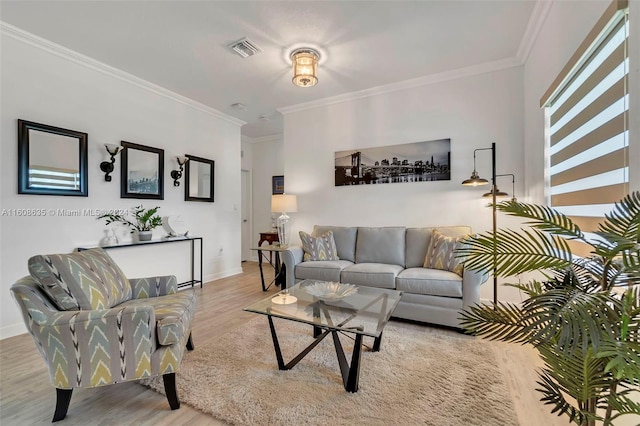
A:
305;282;358;301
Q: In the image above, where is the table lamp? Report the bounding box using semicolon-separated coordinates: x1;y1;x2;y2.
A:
271;194;297;246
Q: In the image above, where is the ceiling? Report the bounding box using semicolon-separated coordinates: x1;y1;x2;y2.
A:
0;1;538;139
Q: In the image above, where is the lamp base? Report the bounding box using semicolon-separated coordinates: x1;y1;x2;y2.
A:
277;212;290;246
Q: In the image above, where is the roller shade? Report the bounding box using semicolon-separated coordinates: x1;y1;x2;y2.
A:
542;5;629;232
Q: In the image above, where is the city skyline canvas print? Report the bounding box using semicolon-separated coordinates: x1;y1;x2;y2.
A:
335;138;451;187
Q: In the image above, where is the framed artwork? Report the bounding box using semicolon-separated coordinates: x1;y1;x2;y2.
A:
334;138;451;186
17;119;88;196
272;175;284;194
120;141;164;199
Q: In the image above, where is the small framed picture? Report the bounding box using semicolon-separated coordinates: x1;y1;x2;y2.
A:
120;141;164;200
272;175;284;194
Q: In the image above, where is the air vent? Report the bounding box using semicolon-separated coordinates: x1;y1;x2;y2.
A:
228;38;262;58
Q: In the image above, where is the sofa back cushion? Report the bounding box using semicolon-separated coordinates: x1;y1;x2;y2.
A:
405;226;472;268
28;248;132;310
313;226;358;262
355;227;406;266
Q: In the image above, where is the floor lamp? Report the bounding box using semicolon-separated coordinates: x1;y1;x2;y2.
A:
461;143;498;306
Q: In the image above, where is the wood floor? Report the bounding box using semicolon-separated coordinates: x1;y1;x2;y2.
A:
1;262;569;426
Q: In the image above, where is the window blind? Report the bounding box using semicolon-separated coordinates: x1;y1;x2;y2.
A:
543;6;629;232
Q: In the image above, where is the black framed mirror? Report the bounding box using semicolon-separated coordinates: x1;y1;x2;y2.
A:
18;119;88;196
185;154;214;202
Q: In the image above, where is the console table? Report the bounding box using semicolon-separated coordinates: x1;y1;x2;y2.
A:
78;236;203;288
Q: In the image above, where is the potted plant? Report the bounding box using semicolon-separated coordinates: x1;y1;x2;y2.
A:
98;205;163;241
458;192;639;425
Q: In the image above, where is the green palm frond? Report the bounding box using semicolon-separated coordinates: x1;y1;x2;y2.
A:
461;191;640;424
459;302;533;343
604;391;640;424
595;191;640;246
459;228;572;276
523;288;617;353
497;200;586;240
538;345;612;406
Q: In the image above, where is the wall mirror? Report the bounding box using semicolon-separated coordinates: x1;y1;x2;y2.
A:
185;154;214;202
18;119;88;196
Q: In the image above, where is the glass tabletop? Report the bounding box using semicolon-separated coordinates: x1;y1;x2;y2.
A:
243;280;403;338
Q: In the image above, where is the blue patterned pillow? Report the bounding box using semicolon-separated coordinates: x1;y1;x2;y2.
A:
299;231;339;262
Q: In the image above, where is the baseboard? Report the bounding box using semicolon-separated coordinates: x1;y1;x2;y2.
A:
203;267;243;284
1;322;27;340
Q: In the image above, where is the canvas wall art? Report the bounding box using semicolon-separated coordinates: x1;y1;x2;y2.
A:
335;138;451;186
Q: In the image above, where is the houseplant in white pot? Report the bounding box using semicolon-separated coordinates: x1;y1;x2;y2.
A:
98;205;162;241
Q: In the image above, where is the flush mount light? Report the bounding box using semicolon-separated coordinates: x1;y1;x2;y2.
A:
290;48;320;88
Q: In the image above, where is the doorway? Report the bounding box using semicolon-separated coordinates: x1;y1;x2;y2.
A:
241;169;252;262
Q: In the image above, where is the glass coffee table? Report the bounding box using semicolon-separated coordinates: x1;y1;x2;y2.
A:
243;280;403;392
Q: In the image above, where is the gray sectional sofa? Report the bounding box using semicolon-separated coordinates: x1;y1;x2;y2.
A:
280;225;488;329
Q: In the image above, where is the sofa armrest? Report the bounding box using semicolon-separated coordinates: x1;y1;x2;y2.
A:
461;268;489;310
130;275;178;298
280;246;304;289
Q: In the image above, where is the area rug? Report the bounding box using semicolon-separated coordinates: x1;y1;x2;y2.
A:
143;317;518;425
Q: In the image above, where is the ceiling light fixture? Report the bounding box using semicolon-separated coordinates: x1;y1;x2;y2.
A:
290;48;320;88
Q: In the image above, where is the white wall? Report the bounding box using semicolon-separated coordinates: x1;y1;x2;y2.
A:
523;0;640;202
250;135;284;258
0;27;244;338
281;66;525;303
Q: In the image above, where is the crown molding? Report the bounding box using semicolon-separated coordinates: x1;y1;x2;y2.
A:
242;134;283;144
278;56;522;115
0;22;245;127
517;0;554;63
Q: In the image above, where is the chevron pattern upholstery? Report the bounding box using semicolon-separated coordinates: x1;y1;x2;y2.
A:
11;248;197;421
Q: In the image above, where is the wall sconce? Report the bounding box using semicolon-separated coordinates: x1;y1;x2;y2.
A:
291;48;320;88
100;144;122;182
171;156;189;187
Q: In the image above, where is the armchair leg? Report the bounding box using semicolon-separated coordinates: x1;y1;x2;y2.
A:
52;388;73;422
186;332;194;351
162;373;180;410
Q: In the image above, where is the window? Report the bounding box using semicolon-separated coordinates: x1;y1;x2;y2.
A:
541;1;629;231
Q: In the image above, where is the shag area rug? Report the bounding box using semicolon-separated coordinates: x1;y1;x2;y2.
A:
144;317;517;425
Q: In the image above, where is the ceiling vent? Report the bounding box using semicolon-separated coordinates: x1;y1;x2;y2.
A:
228;38;262;58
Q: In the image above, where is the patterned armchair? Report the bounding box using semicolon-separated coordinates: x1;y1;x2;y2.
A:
10;248;197;422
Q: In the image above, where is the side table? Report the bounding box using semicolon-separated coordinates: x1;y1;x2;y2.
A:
250;244;288;291
258;231;279;264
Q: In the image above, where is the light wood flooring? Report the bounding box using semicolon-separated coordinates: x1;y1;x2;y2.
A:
1;262;570;426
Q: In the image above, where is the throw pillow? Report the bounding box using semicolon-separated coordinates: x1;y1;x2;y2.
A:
423;229;467;277
299;230;339;262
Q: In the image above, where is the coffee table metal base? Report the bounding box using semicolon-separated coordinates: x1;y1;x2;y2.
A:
267;316;381;392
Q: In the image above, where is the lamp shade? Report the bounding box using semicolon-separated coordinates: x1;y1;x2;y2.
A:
291;48;319;87
271;194;298;213
461;171;489;186
482;186;509;198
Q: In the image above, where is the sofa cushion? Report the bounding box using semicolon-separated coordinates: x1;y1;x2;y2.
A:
341;263;403;289
296;260;354;283
355;227;405;266
424;230;467;276
118;289;197;346
406;226;472;268
313;226;357;262
397;268;463;298
28;248;132;311
300;230;339;261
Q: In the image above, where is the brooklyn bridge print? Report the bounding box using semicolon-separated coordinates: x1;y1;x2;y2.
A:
334;138;451;186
